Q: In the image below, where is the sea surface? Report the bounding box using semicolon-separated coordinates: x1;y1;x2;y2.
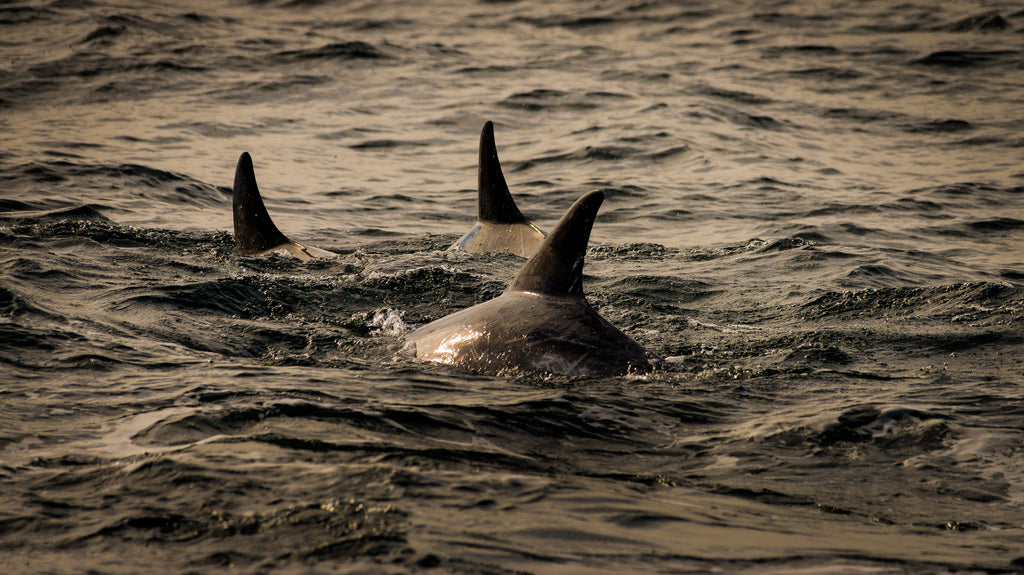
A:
2;0;1024;573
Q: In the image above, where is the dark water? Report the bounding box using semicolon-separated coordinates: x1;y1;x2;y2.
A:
3;0;1024;572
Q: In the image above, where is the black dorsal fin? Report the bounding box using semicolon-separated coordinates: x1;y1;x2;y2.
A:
478;121;529;224
507;190;604;297
451;121;546;257
233;152;290;255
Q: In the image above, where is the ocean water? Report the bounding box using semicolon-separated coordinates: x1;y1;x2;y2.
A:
2;0;1024;572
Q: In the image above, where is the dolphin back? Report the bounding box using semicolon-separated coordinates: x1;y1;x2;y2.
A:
414;189;660;376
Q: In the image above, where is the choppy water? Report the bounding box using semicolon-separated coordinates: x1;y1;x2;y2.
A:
2;0;1024;572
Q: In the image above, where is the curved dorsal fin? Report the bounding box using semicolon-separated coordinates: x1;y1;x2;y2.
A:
507;190;604;297
232;152;290;255
478;121;530;224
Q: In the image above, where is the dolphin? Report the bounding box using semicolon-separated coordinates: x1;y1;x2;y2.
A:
408;190;659;376
451;121;546;258
232;152;335;261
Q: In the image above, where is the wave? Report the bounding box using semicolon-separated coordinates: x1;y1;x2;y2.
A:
913;49;1019;68
803;282;1023;322
273;40;394;63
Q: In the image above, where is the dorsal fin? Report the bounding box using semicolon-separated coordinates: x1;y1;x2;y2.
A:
451;122;546;257
232;152;290;255
507;190;604;297
478;121;530;224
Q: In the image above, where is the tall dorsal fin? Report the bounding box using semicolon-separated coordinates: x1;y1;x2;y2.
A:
507;190;604;297
451;122;545;257
478;121;530;225
233;152;290;255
